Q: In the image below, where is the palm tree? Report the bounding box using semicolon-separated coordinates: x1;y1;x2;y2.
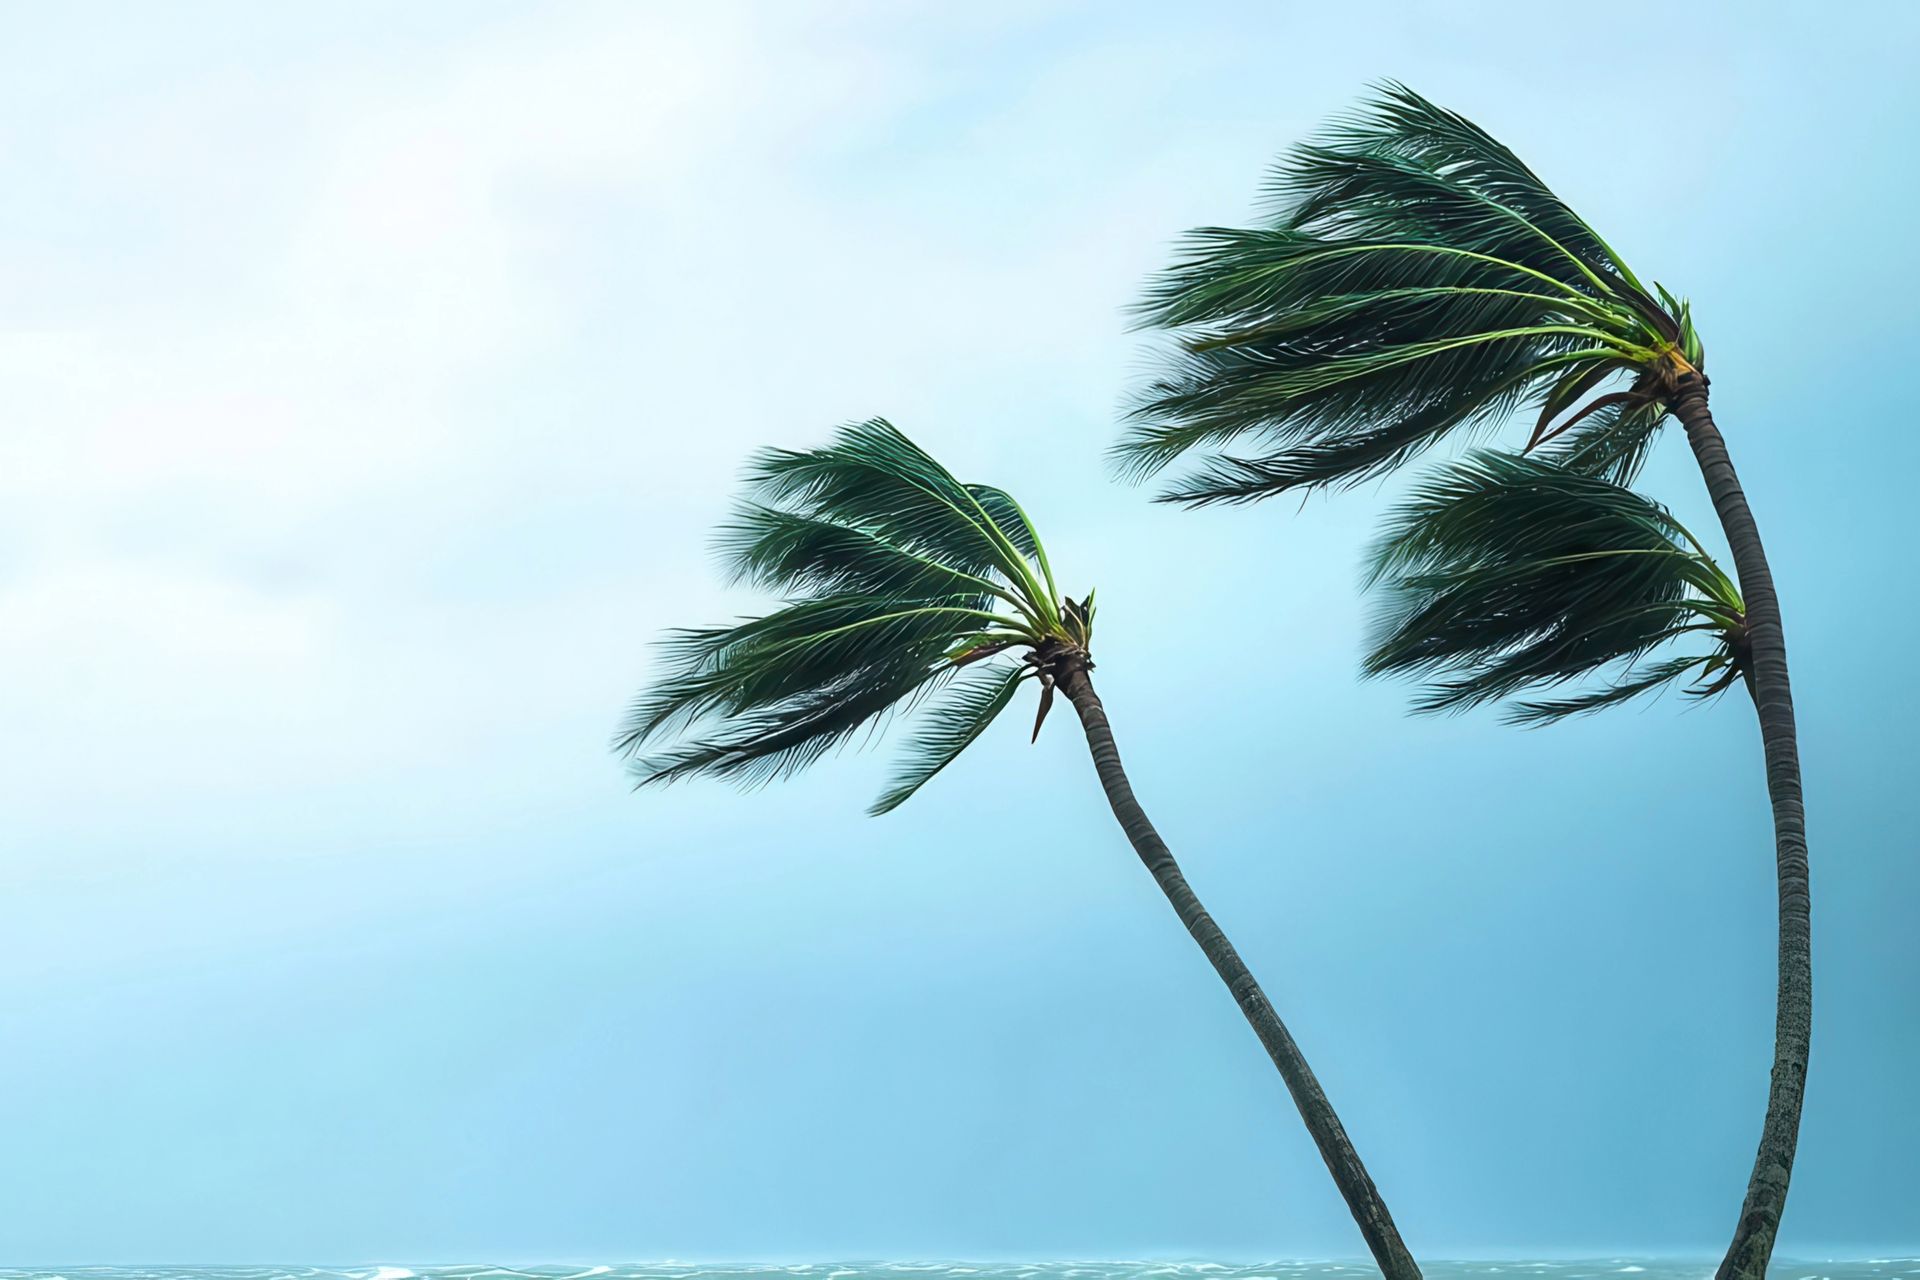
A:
1119;83;1808;1280
615;418;1422;1280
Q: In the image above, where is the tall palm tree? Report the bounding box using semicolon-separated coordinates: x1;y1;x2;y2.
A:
615;418;1421;1280
1119;83;1808;1280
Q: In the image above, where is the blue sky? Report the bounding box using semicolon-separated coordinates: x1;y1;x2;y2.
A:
2;0;1917;1265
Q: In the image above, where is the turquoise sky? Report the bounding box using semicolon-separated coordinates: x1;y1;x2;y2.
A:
3;0;1916;1265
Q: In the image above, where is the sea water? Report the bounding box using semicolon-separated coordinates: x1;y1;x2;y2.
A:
1;1263;1912;1280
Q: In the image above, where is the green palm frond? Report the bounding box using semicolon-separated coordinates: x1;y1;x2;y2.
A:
1506;656;1726;725
748;419;1056;618
1362;451;1745;723
1120;82;1704;503
1280;83;1620;267
615;419;1093;810
1538;392;1671;485
720;506;1009;605
869;660;1030;815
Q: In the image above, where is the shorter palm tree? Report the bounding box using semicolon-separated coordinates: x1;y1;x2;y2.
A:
1363;450;1748;722
616;418;1422;1280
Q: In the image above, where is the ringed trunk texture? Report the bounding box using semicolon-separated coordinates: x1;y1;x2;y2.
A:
1674;377;1813;1280
1058;664;1421;1280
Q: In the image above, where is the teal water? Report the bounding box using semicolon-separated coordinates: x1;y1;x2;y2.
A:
2;1265;1913;1280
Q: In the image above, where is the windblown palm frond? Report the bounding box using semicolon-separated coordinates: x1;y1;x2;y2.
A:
1362;452;1746;724
1537;393;1672;486
1120;81;1704;503
613;418;1094;812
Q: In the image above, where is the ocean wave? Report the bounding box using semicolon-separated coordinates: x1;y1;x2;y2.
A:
2;1262;1912;1280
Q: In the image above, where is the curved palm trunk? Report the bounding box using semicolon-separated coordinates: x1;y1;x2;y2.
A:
1673;377;1813;1280
1058;664;1420;1280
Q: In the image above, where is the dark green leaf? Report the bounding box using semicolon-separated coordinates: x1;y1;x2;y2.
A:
1362;451;1743;722
869;662;1028;815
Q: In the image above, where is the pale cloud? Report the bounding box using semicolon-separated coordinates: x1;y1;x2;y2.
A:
0;6;942;821
0;1;1251;852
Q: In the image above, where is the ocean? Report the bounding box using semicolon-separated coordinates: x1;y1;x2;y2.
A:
2;1263;1913;1280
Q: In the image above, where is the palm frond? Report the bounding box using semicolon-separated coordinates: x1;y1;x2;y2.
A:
1507;656;1715;725
1121;83;1701;502
623;598;992;739
1147;360;1539;504
747;418;1051;608
1278;82;1625;285
869;661;1028;815
1362;451;1744;723
720;505;1010;604
1539;393;1671;485
615;419;1093;813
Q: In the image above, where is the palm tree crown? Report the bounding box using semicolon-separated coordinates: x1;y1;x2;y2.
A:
1120;81;1703;502
613;418;1094;814
1363;451;1746;723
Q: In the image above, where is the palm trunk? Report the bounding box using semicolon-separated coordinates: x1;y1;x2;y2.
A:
1673;376;1813;1280
1058;664;1421;1280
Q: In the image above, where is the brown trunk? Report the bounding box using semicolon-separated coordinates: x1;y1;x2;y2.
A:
1673;377;1813;1280
1058;662;1421;1280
